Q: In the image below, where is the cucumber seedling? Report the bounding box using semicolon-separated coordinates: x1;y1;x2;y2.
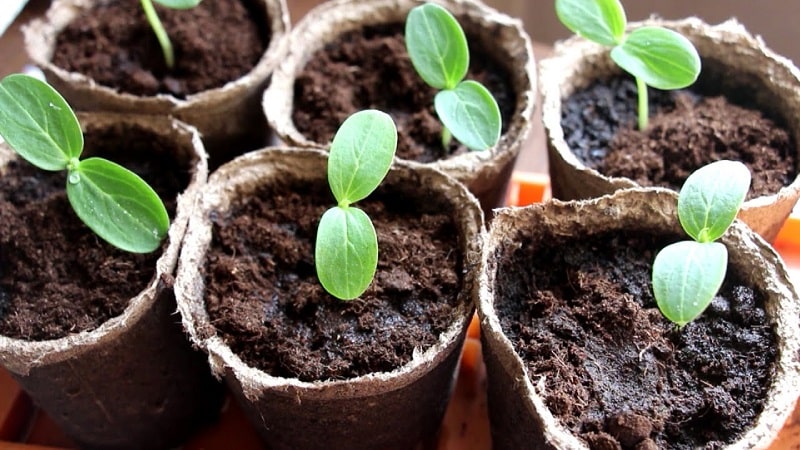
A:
405;2;501;151
652;160;751;327
315;109;398;300
141;0;202;69
555;0;701;130
0;74;170;254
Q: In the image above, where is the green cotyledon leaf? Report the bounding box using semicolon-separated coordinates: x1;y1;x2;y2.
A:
611;26;701;90
0;74;83;171
555;0;627;46
327;110;397;206
678;160;751;243
315;206;378;300
67;157;170;253
405;2;469;90
434;80;501;151
652;240;727;327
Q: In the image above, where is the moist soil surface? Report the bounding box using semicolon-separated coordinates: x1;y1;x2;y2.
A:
0;125;190;340
52;0;269;98
562;75;797;200
203;181;464;381
291;24;516;164
495;230;777;450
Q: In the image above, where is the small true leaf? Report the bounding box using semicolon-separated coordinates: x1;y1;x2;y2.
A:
405;3;469;90
153;0;201;9
652;241;727;327
66;157;170;253
611;26;701;90
555;0;626;46
315;206;378;300
678;160;751;243
328;110;397;206
0;74;83;171
434;80;501;151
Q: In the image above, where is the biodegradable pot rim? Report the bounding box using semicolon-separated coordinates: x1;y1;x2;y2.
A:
478;188;800;449
261;0;536;183
540;16;800;242
0;113;209;376
23;0;290;113
175;146;484;402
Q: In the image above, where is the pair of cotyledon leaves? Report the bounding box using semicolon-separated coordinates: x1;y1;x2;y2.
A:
557;0;701;129
652;160;751;326
405;3;501;151
315;110;397;300
556;0;701;91
0;74;169;254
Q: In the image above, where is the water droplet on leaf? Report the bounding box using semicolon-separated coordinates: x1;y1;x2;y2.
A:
68;173;80;184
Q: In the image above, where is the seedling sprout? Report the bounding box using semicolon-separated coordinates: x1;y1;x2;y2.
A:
405;2;501;151
0;74;170;253
315;110;398;300
555;0;701;130
141;0;202;69
652;160;751;327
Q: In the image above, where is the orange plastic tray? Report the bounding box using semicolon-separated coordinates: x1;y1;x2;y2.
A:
0;173;797;449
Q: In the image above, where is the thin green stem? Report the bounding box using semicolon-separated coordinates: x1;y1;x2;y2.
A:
636;76;648;130
441;125;452;150
140;0;175;69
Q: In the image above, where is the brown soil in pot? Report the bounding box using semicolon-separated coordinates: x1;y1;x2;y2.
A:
203;180;463;380
291;23;515;164
494;229;776;449
52;0;269;98
561;73;797;200
0;125;190;340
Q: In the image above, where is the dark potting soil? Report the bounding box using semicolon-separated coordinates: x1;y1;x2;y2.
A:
0;125;190;340
494;230;777;450
52;0;269;98
291;24;516;163
203;181;464;381
562;75;797;200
